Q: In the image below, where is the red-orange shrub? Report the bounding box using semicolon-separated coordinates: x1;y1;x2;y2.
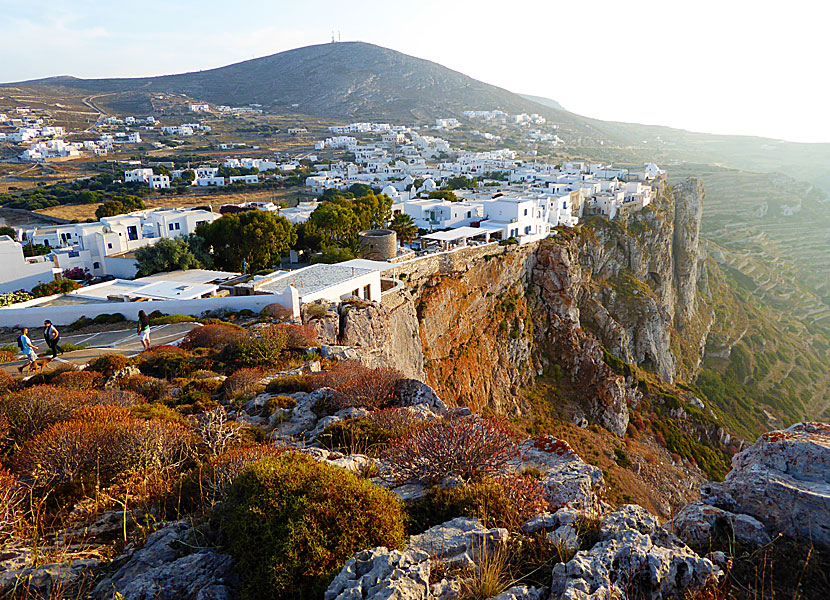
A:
0;468;23;540
0;385;90;443
15;413;193;487
320;362;403;410
222;368;264;399
89;353;131;377
0;370;15;393
274;323;318;348
259;303;293;321
52;369;102;391
0;350;17;364
367;407;428;432
181;324;245;351
117;374;170;401
383;415;519;485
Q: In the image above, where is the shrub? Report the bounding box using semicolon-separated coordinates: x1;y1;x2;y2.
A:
0;350;17;364
149;314;197;325
0;370;16;393
223;326;287;368
222;368;264;400
129;402;186;423
407;474;548;533
264;395;297;412
181;324;245;351
304;303;329;319
52;369;102;391
137;350;194;380
117;374;170;401
264;374;316;394
274;323;317;348
0;291;33;307
0;468;24;541
31;278;81;298
383;415;519;485
207;444;286;498
16;412;192;488
260;303;293;321
222;453;406;599
320;362;403;410
317;418;398;456
0;385;90;444
89;353;130;377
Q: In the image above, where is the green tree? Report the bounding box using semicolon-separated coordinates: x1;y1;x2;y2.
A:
389;213;418;244
0;226;16;238
347;182;374;197
428;190;459;202
134;235;210;276
180;169;196;182
96;200;125;219
306;202;360;250
198;211;296;272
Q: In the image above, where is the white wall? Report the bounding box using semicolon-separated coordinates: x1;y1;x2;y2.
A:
0;288;300;328
0;238;59;293
300;271;381;304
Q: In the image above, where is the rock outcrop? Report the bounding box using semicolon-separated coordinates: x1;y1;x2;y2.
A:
551;505;719;600
696;422;830;547
94;521;234;600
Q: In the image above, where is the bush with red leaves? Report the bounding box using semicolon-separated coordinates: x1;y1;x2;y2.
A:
15;410;193;488
383;415;519;485
273;323;317;349
116;374;170;401
0;468;23;541
0;370;15;394
320;362;403;410
222;368;263;399
52;369;102;391
260;303;294;321
181;324;245;351
0;385;91;444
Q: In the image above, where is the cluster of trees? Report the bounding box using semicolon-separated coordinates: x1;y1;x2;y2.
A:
95;196;146;219
0;174;154;211
134;189;400;275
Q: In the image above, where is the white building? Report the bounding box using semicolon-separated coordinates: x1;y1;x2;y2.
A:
0;236;61;293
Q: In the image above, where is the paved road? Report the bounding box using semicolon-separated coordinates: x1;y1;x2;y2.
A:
1;323;199;377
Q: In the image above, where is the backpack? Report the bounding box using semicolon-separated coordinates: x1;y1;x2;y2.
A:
16;335;25;352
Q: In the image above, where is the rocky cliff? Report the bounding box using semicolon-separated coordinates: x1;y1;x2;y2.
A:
314;178;713;438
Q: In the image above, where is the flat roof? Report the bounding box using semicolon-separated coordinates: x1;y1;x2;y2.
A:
139;269;240;285
338;258;394;272
422;226;489;242
256;263;375;296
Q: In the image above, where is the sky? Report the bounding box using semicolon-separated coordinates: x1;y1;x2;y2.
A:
1;0;829;143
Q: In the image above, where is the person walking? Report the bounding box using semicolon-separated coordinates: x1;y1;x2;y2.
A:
43;319;63;359
16;327;39;374
137;310;151;350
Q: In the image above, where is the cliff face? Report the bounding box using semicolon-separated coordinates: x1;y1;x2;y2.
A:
321;178;711;436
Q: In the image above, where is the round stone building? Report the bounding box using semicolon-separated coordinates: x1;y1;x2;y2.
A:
358;229;397;261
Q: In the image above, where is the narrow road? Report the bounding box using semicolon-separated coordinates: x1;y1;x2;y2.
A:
82;93;116;133
0;322;199;377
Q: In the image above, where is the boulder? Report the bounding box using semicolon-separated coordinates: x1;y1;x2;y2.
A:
0;554;102;598
395;379;448;414
325;546;430;600
408;517;508;569
551;506;719;600
488;585;546;600
699;422;830;547
517;437;605;514
94;521;234;600
670;502;771;547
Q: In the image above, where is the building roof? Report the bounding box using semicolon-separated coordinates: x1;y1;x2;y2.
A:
422;226;489;242
255;263;375;296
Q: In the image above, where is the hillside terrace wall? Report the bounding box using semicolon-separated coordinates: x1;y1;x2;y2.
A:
384;242;509;284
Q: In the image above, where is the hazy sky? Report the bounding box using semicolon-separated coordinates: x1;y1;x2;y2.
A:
1;0;828;143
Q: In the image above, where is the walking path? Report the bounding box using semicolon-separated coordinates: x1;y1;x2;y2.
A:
0;323;199;377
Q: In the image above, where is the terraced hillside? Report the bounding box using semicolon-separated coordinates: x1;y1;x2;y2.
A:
655;165;830;435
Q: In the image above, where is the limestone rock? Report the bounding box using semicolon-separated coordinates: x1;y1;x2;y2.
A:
700;422;830;547
551;507;719;600
408;517;508;569
488;585;546;600
0;554;102;597
517;437;605;514
395;379;448;414
670;502;771;547
94;521;234;600
325;546;430;600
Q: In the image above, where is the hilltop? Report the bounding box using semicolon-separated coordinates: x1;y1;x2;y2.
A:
16;42;575;125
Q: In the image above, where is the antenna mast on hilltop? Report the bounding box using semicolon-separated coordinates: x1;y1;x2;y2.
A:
338;31;341;42
331;30;336;43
